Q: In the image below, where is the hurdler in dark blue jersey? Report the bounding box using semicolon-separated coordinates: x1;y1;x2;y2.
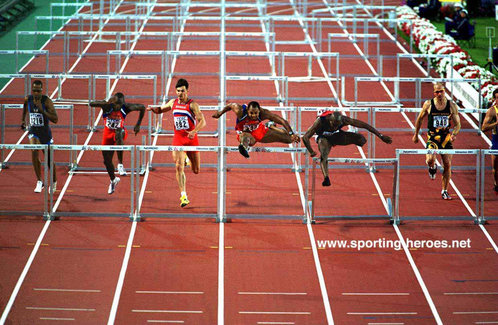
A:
303;110;392;187
21;80;58;193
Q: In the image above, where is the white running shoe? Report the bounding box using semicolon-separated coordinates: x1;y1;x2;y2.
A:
117;164;127;176
34;180;44;193
185;156;191;167
108;177;120;194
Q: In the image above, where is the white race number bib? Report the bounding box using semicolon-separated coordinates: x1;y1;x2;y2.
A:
174;116;190;130
29;113;44;127
433;115;449;129
106;118;121;130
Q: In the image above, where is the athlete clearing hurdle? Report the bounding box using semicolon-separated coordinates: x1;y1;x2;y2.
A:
148;78;206;207
89;93;145;194
212;101;300;158
302;110;392;187
481;87;498;194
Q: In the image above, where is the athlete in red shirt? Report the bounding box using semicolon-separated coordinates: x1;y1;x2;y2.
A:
90;93;145;194
148;79;206;207
212;101;300;158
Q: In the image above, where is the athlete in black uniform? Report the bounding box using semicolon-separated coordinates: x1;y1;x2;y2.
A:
21;80;58;193
413;83;461;200
303;110;392;186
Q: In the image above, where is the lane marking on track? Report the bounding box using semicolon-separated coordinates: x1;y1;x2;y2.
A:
239;311;311;315
132;310;203;314
39;317;75;321
26;307;95;311
342;292;409;296
347;312;417;315
367;323;404;325
454;311;498;314
238;292;307;295
147;321;184;324
444;292;498;295
136;291;204;294
33;288;101;293
257;322;295;325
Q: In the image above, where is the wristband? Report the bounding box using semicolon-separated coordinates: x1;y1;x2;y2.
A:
289;131;294;135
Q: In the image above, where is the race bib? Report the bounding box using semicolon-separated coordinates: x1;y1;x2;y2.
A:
29;113;44;127
433;115;449;129
243;123;259;132
106;118;121;130
174;116;190;130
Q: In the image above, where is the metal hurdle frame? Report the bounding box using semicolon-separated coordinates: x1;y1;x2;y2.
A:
0;74;31;99
0;144;49;219
342;76;483;108
49;145;136;220
394;149;480;224
0;50;50;74
1;104;75;169
310;157;398;223
92;74;157;104
480;149;498;224
135;145;309;223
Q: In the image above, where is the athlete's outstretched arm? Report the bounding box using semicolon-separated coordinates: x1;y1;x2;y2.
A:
344;116;392;144
89;100;109;108
188;102;206;139
482;107;498;132
126;103;146;134
412;100;430;143
302;118;321;157
147;99;174;114
212;103;242;119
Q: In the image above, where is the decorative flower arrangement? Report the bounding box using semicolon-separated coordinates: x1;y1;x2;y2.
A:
396;5;497;105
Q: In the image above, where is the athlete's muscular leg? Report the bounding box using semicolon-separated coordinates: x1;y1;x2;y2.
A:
260;127;292;144
29;137;42;181
115;128;125;164
441;154;452;191
317;137;332;186
330;131;366;147
173;151;187;192
102;150;116;181
47;147;57;183
187;151;200;174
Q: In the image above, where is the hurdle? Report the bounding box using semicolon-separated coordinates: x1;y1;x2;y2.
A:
327;33;379;60
394;149;480;224
49;145;136;220
0;74;30;99
342;76;483;108
135;146;308;222
1;104;75;169
225;75;288;104
0;144;50;219
309;157;398;223
92;74;157;104
0;50;49;74
479;150;498;224
49;2;93;18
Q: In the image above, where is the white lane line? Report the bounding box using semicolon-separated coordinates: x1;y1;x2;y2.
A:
239;311;311;315
257;322;295;325
26;307;95;311
479;224;498;254
40;317;75;321
342;293;409;296
33;288;100;293
147;321;184;324
454;311;498;314
279;3;334;325
347;312;417;315
132;310;203;314
238;292;307;295
136;291;204;294
444;292;498;295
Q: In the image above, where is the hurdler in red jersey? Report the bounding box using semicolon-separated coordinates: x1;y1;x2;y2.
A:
212;101;300;158
147;78;206;208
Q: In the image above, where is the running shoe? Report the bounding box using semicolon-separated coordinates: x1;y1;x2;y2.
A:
185;156;191;167
441;190;451;200
117;164;127;176
108;177;120;194
180;194;190;207
428;166;437;180
34;180;44;193
322;176;331;187
238;144;250;158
